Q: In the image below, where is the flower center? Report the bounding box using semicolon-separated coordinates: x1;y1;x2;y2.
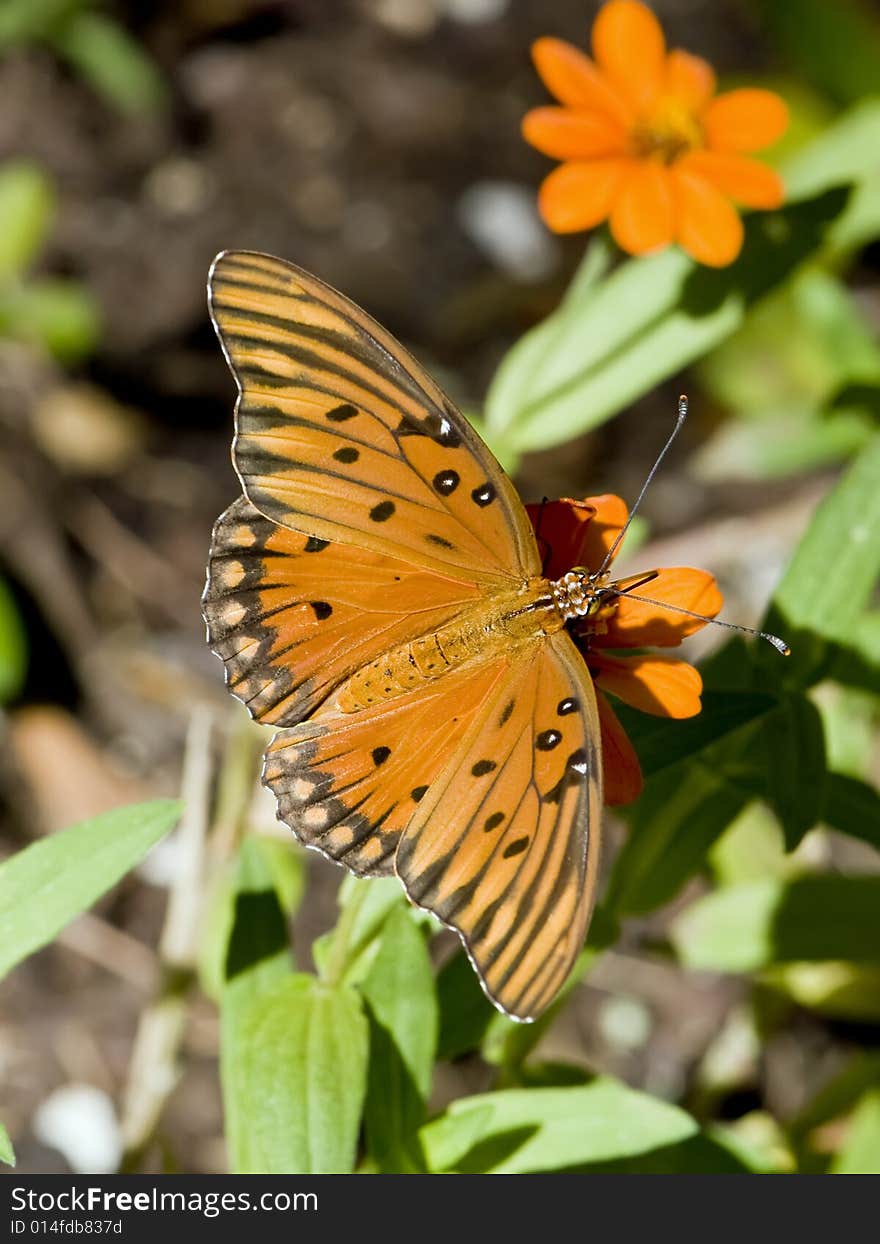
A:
629;98;703;164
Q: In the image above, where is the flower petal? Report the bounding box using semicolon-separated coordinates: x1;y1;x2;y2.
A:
671;166;744;267
703;88;789;153
593;0;666;112
522;107;627;160
538;159;628;234
598;567;722;647
595;689;643;806
678;150;785;208
664;49;716;112
531;36;632;125
609;161;675;256
577;493;629;571
525;493;629;578
525;497;596;580
590;652;703;718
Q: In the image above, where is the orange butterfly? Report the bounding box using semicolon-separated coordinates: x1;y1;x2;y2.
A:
202;251;782;1022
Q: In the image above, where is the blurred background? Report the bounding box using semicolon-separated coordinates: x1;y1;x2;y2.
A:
1;0;878;1173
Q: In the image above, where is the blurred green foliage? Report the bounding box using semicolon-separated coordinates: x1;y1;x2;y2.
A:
0;576;27;704
0;0;166;114
0;160;99;361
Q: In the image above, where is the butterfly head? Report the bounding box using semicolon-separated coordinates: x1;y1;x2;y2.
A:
550;568;612;623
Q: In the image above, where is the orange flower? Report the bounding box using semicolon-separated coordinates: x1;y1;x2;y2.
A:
522;0;788;267
527;494;722;805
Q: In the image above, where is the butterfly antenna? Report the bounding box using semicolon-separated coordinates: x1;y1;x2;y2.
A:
595;394;689;579
614;588;791;655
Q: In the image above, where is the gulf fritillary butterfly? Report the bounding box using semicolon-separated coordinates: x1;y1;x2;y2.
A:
202;250;729;1021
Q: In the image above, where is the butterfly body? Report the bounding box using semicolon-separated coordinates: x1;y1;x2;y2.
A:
336;575;581;713
204;249;608;1021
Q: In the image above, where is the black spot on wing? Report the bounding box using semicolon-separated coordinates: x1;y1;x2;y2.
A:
370;500;395;522
432;470;460;496
327;403;358;422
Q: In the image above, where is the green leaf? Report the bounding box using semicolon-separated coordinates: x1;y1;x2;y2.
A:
419;1079;699;1173
827;619;880;697
0;277;101;362
764;961;880;1021
789;1051;880;1140
764;695;827;850
700;268;880;422
219;836;296;1174
615;691;777;779
436;949;497;1060
237;974;368;1173
361;907;437;1171
315;875;405;985
672;875;880;972
485;188;847;454
0;1120;14;1167
201;837;303;1001
783;98;880;252
0;576;27;703
606;763;751;917
760;0;880;106
0;0;74;46
53;12;167;115
0;160;55;278
831;1089;880;1174
0;799;181;980
822;772;880;851
693;408;873;482
769;435;880;644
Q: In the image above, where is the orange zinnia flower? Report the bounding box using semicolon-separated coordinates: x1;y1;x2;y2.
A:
527;493;722;805
522;0;788;267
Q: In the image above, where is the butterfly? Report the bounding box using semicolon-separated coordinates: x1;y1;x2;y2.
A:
202;251;669;1020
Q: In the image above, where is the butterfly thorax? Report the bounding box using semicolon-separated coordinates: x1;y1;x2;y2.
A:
336;569;605;714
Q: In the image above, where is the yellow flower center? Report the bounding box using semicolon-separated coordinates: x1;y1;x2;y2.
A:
629;97;703;164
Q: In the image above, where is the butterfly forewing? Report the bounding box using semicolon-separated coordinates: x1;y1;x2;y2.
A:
204;495;481;727
208;251;539;583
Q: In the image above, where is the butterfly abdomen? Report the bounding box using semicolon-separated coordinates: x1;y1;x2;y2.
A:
336;580;563;713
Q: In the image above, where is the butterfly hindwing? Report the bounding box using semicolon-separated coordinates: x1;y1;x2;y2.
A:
397;633;602;1021
203;495;482;727
208;250;540;584
262;659;509;877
